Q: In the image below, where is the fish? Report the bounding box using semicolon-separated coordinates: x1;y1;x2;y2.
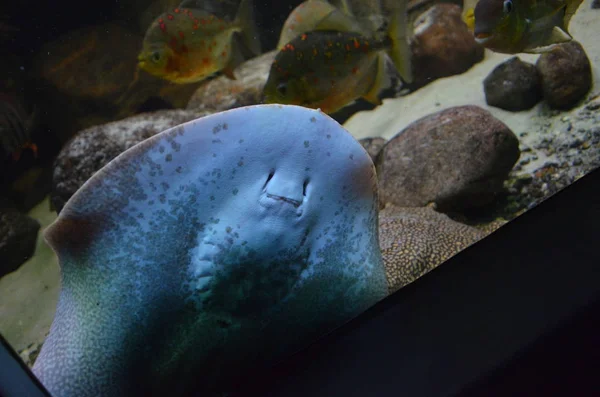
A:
137;0;261;84
263;2;412;115
472;0;584;53
276;0;370;50
32;104;387;396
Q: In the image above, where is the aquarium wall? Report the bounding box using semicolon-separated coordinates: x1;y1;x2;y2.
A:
0;0;598;396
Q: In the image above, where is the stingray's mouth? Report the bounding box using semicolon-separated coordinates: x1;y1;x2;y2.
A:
266;193;302;208
259;170;308;216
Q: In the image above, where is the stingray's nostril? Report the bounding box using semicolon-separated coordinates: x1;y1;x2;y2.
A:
302;179;309;196
263;170;275;189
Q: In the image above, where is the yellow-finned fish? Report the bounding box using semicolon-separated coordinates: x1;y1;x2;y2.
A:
263;1;412;115
462;0;479;31
137;0;261;84
472;0;584;54
277;0;369;50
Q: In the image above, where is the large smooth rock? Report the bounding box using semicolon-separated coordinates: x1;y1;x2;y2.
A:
536;41;592;110
379;205;488;293
376;105;520;211
483;57;543;111
50;109;211;212
410;4;485;88
0;200;40;278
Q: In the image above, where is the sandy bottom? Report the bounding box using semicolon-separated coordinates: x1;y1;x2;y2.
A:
0;198;60;355
344;0;600;177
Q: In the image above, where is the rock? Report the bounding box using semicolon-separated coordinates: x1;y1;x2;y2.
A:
592;0;599;9
379;205;487;293
187;51;276;112
410;4;485;88
376;105;520;211
358;137;387;162
483;57;543;111
0;200;40;278
18;341;44;368
50;109;212;213
536;41;592;110
32;23;202;143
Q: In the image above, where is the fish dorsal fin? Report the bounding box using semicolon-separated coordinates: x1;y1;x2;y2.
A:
316;8;371;36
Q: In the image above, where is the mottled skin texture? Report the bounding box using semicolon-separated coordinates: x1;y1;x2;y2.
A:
379;205;488;293
33;105;387;396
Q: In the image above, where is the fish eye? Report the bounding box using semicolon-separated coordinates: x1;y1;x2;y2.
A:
276;83;287;96
151;51;161;63
503;0;513;14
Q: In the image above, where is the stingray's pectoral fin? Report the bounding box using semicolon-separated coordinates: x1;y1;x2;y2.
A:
44;214;104;259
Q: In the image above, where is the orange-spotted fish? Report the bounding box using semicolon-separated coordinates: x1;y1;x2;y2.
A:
137;0;261;84
263;1;412;115
276;0;369;50
473;0;584;53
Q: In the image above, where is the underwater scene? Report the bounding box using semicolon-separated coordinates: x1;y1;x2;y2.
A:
0;0;598;395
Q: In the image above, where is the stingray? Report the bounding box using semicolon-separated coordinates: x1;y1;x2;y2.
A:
33;104;388;396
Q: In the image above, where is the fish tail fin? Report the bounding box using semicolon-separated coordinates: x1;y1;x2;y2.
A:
385;0;413;84
563;0;584;31
234;0;262;56
363;53;389;105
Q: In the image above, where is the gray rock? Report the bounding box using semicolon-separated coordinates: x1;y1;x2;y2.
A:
50;109;212;213
536;41;592;110
410;4;485;88
187;51;276;112
359;137;387;162
376;105;520;211
379;205;488;293
0;200;40;278
483;57;542;111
